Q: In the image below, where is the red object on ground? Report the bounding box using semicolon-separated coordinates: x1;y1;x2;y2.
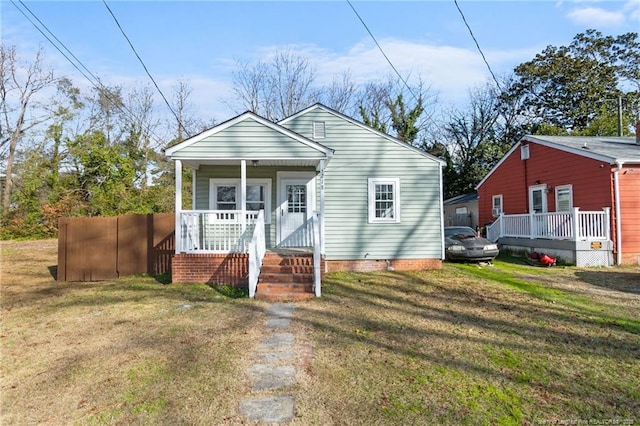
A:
539;253;556;266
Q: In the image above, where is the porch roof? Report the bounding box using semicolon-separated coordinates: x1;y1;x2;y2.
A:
164;111;333;169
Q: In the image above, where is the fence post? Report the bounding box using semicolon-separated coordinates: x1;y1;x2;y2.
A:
572;207;580;240
603;207;611;241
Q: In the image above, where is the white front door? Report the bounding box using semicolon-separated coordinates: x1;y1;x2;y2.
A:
277;173;315;247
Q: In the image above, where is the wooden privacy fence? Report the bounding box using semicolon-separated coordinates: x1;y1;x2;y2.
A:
58;213;175;281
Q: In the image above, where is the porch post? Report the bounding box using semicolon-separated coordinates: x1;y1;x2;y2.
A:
319;159;326;254
175;159;182;254
603;207;611;241
572;207;580;240
240;160;247;236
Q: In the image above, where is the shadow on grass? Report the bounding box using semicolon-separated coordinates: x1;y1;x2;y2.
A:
574;269;640;295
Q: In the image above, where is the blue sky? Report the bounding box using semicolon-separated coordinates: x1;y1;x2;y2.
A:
3;0;640;124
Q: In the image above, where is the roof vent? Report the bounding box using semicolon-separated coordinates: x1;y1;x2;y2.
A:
581;142;590;150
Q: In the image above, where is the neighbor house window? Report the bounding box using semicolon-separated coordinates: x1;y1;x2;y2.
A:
313;121;326;139
210;178;272;223
492;195;503;217
368;178;400;223
555;185;573;212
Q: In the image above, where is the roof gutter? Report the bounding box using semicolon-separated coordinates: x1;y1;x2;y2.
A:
613;161;624;265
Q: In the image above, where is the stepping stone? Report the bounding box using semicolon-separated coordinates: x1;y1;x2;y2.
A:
261;332;294;350
267;303;296;319
247;364;296;379
266;317;291;329
239;395;295;423
257;350;294;362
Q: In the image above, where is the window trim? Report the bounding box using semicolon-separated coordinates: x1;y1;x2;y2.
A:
368;177;401;223
492;194;503;217
209;178;272;223
555;184;573;212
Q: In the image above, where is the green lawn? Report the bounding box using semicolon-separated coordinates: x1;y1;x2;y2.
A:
1;241;638;425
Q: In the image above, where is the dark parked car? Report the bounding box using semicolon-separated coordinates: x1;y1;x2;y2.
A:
444;226;499;262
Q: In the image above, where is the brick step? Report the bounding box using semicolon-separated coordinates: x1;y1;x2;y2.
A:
258;282;314;293
259;273;314;283
255;291;315;302
261;254;314;267
260;265;315;274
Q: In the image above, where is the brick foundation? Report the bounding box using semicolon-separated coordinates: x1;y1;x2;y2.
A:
326;258;442;273
172;253;248;286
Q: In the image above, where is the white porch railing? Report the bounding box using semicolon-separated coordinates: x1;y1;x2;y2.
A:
179;210;260;253
487;208;610;242
248;210;266;298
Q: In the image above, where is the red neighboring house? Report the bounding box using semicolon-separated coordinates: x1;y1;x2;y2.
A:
477;133;640;266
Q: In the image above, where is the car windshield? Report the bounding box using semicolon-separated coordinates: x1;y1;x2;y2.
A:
445;227;477;238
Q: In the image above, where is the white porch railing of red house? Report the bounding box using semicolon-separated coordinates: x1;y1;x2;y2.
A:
179;210;260;253
487;207;611;242
248;210;266;298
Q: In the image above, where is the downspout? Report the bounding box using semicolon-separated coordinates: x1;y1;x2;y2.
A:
613;161;624;265
439;162;445;260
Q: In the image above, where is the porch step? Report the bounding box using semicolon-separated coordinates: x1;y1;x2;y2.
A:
255;252;321;301
255;283;315;302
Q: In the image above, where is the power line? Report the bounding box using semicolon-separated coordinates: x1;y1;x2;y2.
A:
453;0;502;92
102;0;191;139
10;0;168;148
346;0;420;103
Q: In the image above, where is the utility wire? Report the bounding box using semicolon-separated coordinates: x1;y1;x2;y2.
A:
453;0;502;92
102;0;191;139
346;0;420;103
10;0;168;148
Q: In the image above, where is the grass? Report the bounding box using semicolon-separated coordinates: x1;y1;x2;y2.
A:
1;241;639;425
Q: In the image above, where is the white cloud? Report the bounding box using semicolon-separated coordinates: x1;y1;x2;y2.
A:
567;6;625;27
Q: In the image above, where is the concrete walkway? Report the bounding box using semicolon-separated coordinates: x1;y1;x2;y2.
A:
239;303;298;423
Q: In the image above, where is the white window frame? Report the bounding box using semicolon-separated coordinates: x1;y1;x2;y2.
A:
529;184;548;213
313;121;326;139
209;178;272;223
555;184;573;212
492;194;503;217
368;178;401;223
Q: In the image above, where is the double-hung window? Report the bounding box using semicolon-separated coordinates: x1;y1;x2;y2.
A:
555;185;573;212
368;178;400;223
210;178;271;223
492;195;503;217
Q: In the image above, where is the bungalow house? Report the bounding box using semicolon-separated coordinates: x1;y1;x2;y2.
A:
164;104;445;300
476;133;640;266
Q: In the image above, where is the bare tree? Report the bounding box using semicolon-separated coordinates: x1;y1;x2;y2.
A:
228;49;318;121
1;44;56;212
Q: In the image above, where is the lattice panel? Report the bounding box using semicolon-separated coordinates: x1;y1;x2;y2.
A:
576;250;612;267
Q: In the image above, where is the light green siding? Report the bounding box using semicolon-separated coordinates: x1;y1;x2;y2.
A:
171;118;326;159
282;108;443;260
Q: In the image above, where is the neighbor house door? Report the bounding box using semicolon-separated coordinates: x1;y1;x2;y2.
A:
277;172;316;247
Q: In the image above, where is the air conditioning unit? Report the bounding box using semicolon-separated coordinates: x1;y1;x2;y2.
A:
492;208;502;217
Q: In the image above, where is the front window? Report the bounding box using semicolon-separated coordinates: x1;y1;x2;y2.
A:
368;178;400;223
216;186;237;210
210;178;272;223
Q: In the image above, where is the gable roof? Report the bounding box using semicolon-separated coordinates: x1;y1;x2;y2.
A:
444;192;478;205
164;110;333;158
279;103;446;166
476;134;639;189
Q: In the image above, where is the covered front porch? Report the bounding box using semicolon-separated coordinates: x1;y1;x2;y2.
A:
487;208;613;266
